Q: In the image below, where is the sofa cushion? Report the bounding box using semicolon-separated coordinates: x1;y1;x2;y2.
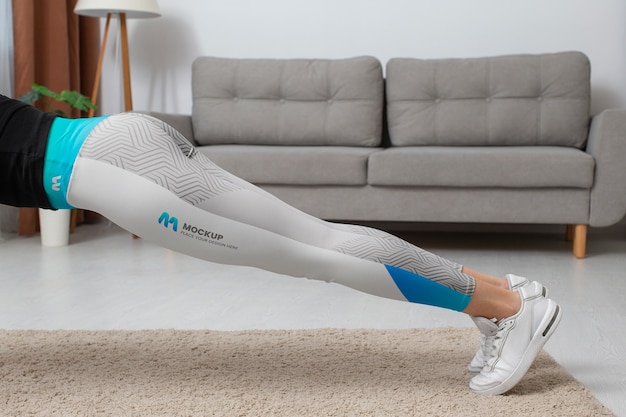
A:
198;145;376;185
368;146;595;188
192;56;384;147
386;52;591;148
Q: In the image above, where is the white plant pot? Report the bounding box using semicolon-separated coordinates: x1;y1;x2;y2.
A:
39;208;71;247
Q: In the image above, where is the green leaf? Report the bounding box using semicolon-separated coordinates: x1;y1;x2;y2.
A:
32;83;61;101
19;83;98;116
59;90;97;111
17;90;40;105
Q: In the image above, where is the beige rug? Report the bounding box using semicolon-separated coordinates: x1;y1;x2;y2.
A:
0;328;614;416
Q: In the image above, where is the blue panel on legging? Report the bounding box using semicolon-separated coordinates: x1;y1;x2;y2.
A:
384;264;471;311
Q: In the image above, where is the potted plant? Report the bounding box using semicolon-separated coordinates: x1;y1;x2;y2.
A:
19;84;97;246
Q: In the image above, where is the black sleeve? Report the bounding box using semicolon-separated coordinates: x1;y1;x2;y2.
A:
0;94;57;208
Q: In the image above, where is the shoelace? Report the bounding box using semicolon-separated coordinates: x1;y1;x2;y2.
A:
482;320;515;371
477;318;498;360
482;332;500;370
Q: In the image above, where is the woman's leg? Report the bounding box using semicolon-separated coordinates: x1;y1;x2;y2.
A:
463;267;510;290
464;279;520;319
65;113;513;315
64;113;561;395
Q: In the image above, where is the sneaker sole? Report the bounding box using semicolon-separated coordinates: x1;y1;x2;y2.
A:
470;300;562;395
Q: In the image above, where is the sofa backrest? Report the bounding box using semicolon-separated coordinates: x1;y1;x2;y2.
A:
192;56;384;147
386;51;591;148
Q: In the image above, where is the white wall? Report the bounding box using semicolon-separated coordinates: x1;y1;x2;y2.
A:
100;0;626;116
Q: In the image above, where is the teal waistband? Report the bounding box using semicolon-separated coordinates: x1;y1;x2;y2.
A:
44;115;108;209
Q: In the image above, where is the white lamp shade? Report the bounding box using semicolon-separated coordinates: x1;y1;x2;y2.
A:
74;0;161;18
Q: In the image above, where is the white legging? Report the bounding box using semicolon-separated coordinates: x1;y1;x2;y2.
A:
66;113;475;311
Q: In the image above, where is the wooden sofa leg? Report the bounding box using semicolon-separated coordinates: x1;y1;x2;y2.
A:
565;224;574;241
572;224;587;258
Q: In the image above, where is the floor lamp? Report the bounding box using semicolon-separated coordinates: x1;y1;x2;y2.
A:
74;0;161;117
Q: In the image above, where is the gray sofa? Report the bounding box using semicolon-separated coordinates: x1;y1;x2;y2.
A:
146;51;626;258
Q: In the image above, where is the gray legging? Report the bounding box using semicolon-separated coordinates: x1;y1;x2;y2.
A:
65;113;475;311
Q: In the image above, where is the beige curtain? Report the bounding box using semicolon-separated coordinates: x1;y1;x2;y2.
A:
13;0;100;235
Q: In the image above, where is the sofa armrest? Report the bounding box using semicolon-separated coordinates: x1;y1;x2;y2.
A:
586;109;626;227
142;111;196;144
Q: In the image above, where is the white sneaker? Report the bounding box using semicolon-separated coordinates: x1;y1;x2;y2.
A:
468;278;548;373
505;273;529;290
506;274;549;298
469;286;562;395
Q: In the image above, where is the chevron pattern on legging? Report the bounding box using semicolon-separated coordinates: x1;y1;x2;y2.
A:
78;113;242;205
333;224;475;296
77;113;474;297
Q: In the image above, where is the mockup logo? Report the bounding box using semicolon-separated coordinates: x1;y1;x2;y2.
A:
158;212;179;232
51;175;62;192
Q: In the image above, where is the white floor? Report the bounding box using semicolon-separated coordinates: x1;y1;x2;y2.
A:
1;220;625;416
